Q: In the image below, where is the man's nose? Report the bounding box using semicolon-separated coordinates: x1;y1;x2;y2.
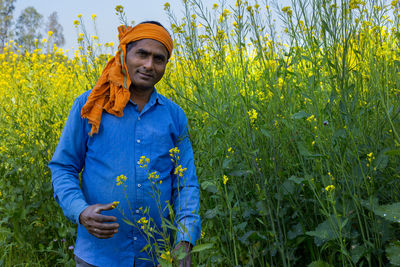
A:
143;57;154;70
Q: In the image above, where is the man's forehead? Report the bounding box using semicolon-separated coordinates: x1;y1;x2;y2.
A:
130;39;168;55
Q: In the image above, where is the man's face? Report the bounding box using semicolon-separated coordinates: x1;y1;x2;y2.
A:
126;38;169;92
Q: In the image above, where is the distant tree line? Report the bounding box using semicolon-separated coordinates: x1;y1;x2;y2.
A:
0;0;65;52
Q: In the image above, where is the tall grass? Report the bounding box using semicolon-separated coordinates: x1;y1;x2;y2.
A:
162;0;400;265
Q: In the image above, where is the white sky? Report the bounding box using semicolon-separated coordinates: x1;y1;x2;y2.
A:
13;0;290;55
13;0;211;52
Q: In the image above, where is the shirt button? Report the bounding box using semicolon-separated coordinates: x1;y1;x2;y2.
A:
136;210;139;214
137;184;141;188
137;160;140;165
136;139;141;143
138;116;141;120
133;237;137;241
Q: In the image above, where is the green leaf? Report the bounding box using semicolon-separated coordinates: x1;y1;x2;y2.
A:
191;243;213;253
122;218;135;226
306;220;335;245
298;142;312;157
174;246;188;260
222;158;231;169
229;169;252;177
288;223;303;240
178;223;188;234
351;244;367;264
386;241;400;266
371;202;400;223
333;129;346;139
204;208;218;219
321;19;335;39
375;149;389;170
281;180;295;195
297;142;323;157
201;180;217;193
157;258;173;267
260;128;272;138
239;231;256;245
140;244;151;253
163;220;178;231
362;199;400;223
302;55;313;62
292;111;308;120
308;260;333;267
306;215;347;246
385;149;400;156
288;176;305;184
256;200;268;216
234;222;247;232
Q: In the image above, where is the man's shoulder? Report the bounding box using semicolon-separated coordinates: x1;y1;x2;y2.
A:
72;90;92;108
157;93;185;114
76;90;92;103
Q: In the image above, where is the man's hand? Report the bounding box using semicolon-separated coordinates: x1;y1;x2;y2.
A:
79;202;119;239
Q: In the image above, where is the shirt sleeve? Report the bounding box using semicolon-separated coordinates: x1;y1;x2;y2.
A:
48;96;89;224
172;109;201;246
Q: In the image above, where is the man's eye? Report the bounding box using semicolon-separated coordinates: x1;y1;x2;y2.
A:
154;57;165;63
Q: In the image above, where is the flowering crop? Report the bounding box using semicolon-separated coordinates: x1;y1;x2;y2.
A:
1;0;400;266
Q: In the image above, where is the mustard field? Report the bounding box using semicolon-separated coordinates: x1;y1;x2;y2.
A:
1;0;400;266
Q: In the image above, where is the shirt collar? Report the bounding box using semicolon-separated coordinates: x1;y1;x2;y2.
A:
128;87;165;107
152;87;165;105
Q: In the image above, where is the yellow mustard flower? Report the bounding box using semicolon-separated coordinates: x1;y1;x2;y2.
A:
160;251;172;263
325;185;335;192
174;165;187;177
282;6;292;16
164;2;170;10
115;5;124;13
223;175;229;185
111;201;119;209
137;217;148;224
247;109;258;124
116;174;127;186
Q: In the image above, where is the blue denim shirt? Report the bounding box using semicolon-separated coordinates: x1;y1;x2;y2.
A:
49;88;200;267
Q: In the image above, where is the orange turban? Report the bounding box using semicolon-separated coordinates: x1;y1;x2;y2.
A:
80;23;173;136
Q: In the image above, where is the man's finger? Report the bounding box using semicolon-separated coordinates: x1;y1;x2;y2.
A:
96;202;119;213
93;232;116;239
89;227;118;239
91;227;118;235
91;220;119;230
92;212;118;223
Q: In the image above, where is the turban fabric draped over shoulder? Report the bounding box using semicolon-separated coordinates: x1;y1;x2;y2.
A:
80;23;173;136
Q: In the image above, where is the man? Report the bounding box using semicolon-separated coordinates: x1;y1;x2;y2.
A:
49;21;200;267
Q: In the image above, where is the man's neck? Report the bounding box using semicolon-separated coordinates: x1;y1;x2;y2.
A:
130;86;154;112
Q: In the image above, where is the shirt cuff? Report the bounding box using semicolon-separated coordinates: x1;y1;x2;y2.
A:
72;200;90;225
176;224;200;246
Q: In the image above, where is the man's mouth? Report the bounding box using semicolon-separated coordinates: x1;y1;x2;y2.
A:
137;71;153;79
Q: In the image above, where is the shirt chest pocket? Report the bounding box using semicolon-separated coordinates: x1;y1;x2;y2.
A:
148;125;175;176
